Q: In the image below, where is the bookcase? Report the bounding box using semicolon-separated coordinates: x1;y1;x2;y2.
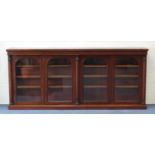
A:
7;49;148;109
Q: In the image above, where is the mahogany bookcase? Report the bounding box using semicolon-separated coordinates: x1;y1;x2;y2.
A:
7;49;148;109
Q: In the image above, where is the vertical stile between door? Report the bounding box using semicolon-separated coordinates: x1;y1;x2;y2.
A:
79;56;85;103
75;56;79;104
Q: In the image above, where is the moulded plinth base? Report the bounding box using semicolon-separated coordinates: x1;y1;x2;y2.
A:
8;104;147;110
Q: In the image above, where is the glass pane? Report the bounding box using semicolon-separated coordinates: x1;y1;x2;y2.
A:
16;58;41;102
115;88;139;102
114;57;139;102
83;57;108;103
48;58;72;102
16;58;40;66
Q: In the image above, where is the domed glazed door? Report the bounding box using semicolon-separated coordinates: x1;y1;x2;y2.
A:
14;56;43;104
80;56;110;104
45;56;76;104
113;56;142;103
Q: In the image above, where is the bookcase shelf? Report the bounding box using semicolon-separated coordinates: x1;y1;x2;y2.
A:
84;85;107;88
84;65;107;68
16;65;40;68
16;76;40;78
48;65;70;67
17;86;40;89
115;85;139;88
48;86;72;88
7;49;148;109
84;75;107;78
115;65;139;68
48;75;72;78
115;75;139;78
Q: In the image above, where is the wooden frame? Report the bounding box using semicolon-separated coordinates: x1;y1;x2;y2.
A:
44;55;76;104
7;49;148;109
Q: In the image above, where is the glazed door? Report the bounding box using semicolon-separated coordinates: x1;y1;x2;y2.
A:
14;56;43;104
45;56;76;104
80;56;110;104
113;56;142;103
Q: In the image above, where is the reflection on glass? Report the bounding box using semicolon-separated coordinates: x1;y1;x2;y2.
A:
83;57;108;103
114;57;139;102
16;58;41;102
48;58;72;102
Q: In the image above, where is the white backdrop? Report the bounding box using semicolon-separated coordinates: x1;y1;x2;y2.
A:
0;41;155;104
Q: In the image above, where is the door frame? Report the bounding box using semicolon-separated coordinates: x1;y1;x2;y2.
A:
44;55;76;105
79;55;111;104
112;55;142;104
12;55;43;105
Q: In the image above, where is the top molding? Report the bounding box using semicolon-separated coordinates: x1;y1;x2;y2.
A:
6;48;148;56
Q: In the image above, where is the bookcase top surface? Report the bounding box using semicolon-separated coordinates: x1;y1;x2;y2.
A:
6;48;148;56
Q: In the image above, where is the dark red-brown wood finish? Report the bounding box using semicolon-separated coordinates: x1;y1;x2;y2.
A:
7;49;148;109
